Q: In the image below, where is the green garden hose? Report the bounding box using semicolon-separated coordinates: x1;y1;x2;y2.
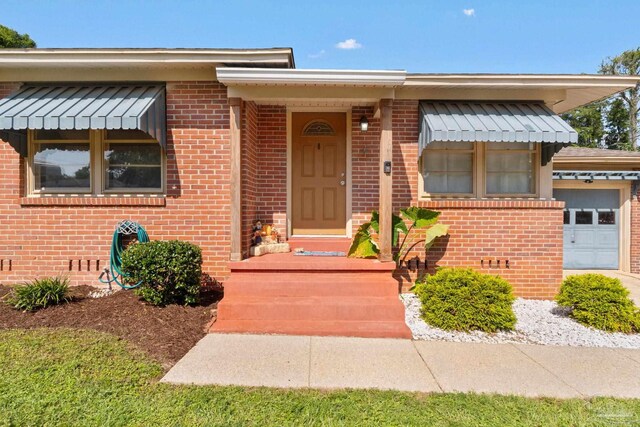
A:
98;221;149;289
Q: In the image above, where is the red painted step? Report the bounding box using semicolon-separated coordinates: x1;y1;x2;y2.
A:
211;244;411;339
212;319;412;338
223;273;399;298
287;237;351;253
217;296;405;322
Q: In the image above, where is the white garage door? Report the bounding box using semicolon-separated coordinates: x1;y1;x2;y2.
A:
554;189;619;269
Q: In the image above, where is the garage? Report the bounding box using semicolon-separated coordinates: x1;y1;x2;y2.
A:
554;188;619;269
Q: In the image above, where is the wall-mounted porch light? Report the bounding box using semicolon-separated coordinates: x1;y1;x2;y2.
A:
359;115;369;132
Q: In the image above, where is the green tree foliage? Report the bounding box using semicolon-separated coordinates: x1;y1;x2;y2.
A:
604;98;632;150
0;24;36;48
561;48;640;151
600;48;640;150
561;103;604;148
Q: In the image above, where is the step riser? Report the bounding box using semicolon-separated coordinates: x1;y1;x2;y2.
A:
287;239;351;253
212;320;412;339
223;277;398;298
217;303;404;322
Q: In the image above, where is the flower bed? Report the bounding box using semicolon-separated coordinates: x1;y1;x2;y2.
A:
402;294;640;349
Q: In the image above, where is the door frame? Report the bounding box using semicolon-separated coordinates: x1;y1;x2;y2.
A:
286;107;353;238
553;180;631;272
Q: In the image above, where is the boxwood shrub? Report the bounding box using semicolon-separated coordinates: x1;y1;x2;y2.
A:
414;267;516;332
6;276;70;311
557;274;640;333
121;240;202;306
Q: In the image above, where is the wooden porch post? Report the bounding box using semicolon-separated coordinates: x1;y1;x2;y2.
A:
229;97;243;262
378;99;393;262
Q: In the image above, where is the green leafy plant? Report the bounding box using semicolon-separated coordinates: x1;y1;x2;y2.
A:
414;267;516;332
556;274;640;333
121;240;202;306
6;277;70;311
347;207;449;265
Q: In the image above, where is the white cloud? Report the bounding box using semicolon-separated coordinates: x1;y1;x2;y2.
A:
308;49;326;59
335;38;362;50
463;8;475;16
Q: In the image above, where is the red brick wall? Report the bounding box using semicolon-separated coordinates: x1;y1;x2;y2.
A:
255;105;288;236
0;81;233;286
0;82;565;297
631;195;640;274
351;106;380;232
352;101;564;299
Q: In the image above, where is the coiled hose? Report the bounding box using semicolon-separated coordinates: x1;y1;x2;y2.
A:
98;221;149;289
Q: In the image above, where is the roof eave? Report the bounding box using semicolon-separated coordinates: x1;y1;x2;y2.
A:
554;156;640;164
0;48;295;68
216;68;407;87
404;74;640;88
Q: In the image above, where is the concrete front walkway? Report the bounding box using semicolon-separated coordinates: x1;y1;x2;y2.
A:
162;334;640;398
564;269;640;305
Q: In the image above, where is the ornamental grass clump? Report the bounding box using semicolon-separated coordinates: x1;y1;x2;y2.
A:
121;240;202;306
556;274;640;333
414;267;516;332
6;276;70;311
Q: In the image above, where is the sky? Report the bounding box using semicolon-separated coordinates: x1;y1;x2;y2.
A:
3;0;640;74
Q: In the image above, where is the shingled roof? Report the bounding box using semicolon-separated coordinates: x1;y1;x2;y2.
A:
556;146;640;158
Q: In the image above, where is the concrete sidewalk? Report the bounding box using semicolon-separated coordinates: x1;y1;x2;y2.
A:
161;334;640;399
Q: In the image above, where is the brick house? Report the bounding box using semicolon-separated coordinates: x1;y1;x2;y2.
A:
0;48;638;337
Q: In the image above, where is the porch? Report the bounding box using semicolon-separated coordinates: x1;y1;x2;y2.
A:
212;238;412;338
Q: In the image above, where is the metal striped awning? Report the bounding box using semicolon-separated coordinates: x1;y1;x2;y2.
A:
0;85;166;156
554;170;640;180
419;101;578;166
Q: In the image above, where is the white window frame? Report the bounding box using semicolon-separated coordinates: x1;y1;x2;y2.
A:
27;129;165;196
28;129;93;195
419;141;541;199
419;142;477;198
101;130;165;194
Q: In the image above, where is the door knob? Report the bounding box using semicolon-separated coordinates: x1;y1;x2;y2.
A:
340;180;346;186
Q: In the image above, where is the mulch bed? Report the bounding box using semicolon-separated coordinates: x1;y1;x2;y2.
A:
0;284;222;369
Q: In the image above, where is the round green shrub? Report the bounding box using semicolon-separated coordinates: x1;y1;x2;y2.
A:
414;267;516;332
121;240;202;306
556;274;640;333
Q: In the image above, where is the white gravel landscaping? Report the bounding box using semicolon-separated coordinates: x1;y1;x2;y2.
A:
401;293;640;349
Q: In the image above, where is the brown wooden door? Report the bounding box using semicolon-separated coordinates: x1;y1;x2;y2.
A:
291;112;347;235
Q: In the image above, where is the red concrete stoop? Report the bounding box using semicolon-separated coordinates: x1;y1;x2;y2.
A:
211;251;412;338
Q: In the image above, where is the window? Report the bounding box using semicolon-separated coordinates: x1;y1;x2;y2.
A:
419;141;539;198
104;130;162;191
575;211;593;225
598;211;616;225
31;130;91;193
422;141;474;195
29;129;164;195
485;142;535;195
302;120;335;136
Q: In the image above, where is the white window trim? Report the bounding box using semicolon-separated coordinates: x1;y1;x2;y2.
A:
28;129;93;195
27;129;165;197
419;141;541;200
419;142;477;198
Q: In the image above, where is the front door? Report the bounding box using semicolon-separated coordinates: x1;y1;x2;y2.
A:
291;112;347;235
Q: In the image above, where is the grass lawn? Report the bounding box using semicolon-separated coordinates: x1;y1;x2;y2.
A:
0;329;638;426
